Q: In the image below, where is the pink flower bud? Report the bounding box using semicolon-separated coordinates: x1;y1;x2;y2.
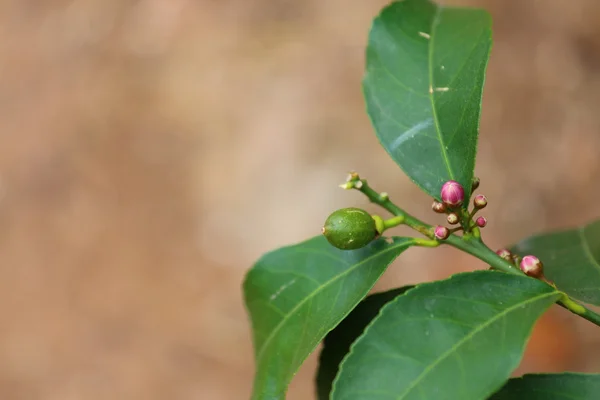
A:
447;213;459;225
431;201;446;214
434;225;449;240
440;180;464;207
495;249;512;261
475;216;487;227
473;194;487;209
471;177;480;191
520;255;544;278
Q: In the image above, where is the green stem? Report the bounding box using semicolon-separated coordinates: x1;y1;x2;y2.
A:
383;216;405;230
413;238;440;248
557;296;600;326
353;177;600;328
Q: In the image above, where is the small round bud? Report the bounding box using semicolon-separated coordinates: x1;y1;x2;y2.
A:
434;225;449;240
495;249;512;261
472;177;480;191
475;216;487;227
432;201;447;214
520;255;544;278
473;194;487;209
322;208;377;250
447;213;459;225
440;180;465;207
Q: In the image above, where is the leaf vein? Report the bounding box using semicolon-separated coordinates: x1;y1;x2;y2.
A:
395;290;558;399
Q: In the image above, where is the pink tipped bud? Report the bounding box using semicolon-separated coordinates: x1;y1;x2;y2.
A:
473;194;487;209
475;216;487;227
432;201;447;214
520;255;544;278
472;177;480;191
447;213;459;225
440;180;465;207
495;249;512;261
434;225;449;240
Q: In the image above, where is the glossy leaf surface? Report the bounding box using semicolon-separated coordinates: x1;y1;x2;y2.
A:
512;219;600;305
332;271;561;400
364;0;492;200
244;236;415;400
491;373;600;399
316;286;414;400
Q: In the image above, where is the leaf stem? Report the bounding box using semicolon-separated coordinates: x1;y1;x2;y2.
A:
557;296;600;327
383;216;405;230
350;176;600;328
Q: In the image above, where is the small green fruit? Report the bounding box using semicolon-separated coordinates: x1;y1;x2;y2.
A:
322;208;377;250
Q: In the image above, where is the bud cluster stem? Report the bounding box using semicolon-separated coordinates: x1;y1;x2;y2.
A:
349;175;600;328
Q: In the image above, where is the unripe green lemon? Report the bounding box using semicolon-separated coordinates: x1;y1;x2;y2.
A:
322;208;377;250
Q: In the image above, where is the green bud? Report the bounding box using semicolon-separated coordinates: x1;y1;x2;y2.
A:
322;208;377;250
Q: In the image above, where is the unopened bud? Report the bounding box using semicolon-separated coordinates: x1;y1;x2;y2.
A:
440;180;465;207
520;255;544;278
447;213;459;225
471;177;480;191
432;201;446;214
434;225;449;240
475;216;487;227
495;249;512;261
473;194;487;209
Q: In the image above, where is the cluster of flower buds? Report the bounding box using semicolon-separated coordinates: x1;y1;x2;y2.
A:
494;249;545;279
432;177;489;240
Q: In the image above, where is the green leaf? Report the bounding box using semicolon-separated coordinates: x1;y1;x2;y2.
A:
316;286;414;400
244;235;415;400
490;373;600;399
332;271;561;400
363;0;492;201
511;219;600;305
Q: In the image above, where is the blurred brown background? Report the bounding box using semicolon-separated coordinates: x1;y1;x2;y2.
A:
1;0;600;399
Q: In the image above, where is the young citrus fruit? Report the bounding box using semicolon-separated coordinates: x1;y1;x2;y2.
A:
322;208;377;250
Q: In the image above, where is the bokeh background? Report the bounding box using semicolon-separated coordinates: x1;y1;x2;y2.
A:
1;0;600;399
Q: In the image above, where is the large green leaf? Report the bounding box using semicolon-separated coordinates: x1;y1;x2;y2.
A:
364;0;492;201
244;236;415;400
511;219;600;305
332;271;561;400
316;286;414;400
490;373;600;399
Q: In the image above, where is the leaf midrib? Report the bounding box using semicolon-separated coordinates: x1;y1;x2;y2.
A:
255;238;415;366
428;6;455;182
395;289;559;399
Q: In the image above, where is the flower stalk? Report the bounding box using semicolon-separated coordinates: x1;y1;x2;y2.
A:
343;172;600;328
